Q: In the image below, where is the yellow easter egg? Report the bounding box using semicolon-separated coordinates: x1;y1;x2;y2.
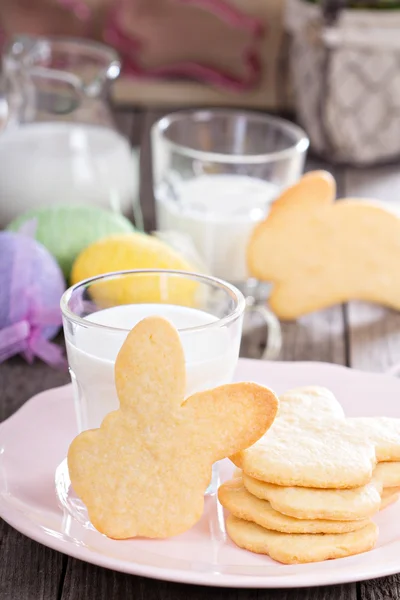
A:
70;233;199;306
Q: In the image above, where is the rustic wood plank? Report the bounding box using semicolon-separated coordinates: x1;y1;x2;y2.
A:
60;558;357;600
343;166;400;373
139;109;166;232
0;520;66;600
359;574;400;600
280;306;346;364
342;165;400;206
344;303;400;373
113;107;143;148
0;340;70;423
60;560;138;599
113;108;143;228
257;585;357;600
0;339;70;600
113;109;135;138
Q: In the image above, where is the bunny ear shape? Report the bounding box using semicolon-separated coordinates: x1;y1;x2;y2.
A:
246;171;336;282
270;171;336;218
183;382;278;461
115;316;186;415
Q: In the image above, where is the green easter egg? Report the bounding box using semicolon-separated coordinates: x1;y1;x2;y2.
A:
7;205;135;279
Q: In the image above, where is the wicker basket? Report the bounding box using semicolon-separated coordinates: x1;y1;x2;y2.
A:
285;0;400;165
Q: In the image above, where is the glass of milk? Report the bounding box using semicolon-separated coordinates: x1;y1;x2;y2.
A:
152;110;309;360
0;36;140;227
57;269;245;526
152;109;309;284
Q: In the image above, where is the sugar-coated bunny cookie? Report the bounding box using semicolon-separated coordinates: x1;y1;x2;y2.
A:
235;465;398;521
68;316;278;539
247;170;400;319
218;478;371;534
240;472;382;521
232;387;400;489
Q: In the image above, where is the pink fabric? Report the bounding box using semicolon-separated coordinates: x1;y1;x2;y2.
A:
0;230;66;368
56;0;264;91
0;282;67;367
57;0;91;21
105;30;260;92
0;318;66;367
0;304;66;367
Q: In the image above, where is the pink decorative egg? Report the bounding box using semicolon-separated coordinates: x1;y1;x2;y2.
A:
0;231;66;366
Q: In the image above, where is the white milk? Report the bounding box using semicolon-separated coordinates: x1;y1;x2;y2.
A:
0;122;137;225
66;304;240;431
155;174;279;283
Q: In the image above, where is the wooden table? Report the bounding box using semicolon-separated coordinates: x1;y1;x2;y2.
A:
1;108;400;600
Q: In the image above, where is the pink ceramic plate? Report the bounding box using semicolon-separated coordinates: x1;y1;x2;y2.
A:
1;359;400;588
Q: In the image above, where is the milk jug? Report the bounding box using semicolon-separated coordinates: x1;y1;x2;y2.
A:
0;36;139;226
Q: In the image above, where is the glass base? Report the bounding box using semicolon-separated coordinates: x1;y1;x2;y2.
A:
55;459;93;530
55;459;220;530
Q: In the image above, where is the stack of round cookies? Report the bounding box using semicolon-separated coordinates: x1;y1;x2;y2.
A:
219;387;400;564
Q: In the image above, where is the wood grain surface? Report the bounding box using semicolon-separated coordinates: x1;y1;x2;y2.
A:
1;108;399;600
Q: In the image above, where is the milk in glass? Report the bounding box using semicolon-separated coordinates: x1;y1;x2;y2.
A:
66;303;239;431
156;174;278;282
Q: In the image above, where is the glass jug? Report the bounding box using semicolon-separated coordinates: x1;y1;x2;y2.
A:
0;36;140;227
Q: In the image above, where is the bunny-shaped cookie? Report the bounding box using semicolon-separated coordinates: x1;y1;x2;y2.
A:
68;316;278;539
247;171;400;319
232;387;400;488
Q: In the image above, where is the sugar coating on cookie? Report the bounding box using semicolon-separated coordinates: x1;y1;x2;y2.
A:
380;490;400;510
218;478;371;534
233;387;400;489
226;515;379;565
374;462;400;488
348;418;400;462
232;387;377;489
277;386;344;420
242;473;382;521
68;316;278;539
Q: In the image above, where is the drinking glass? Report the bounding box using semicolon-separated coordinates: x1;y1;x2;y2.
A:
56;269;245;528
151;109;309;360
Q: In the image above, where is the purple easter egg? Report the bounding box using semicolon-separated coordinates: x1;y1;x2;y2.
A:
0;231;66;366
